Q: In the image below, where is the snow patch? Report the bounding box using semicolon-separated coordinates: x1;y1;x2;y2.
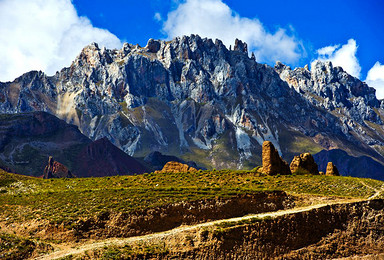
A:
123;133;140;156
192;137;211;150
173;103;189;148
142;107;168;146
252;120;282;155
235;127;252;159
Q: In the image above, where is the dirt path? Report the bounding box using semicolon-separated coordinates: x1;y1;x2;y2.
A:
33;199;362;260
359;180;384;199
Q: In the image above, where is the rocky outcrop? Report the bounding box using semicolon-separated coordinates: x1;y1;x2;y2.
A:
261;141;291;175
290;153;319;175
275;60;384;148
156;161;197;174
43;156;73;179
326;162;340;176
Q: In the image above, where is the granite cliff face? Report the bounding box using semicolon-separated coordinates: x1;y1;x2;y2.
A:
276;61;384;148
1;35;384;175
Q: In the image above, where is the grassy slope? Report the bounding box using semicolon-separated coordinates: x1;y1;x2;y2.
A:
0;169;383;227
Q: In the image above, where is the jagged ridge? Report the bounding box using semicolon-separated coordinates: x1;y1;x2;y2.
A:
1;35;384;177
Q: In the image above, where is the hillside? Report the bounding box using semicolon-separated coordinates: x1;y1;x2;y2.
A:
0;35;384;180
314;149;384;180
0;168;383;259
0;112;148;177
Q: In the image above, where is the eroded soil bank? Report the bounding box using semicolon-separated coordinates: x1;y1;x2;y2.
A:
1;191;292;243
83;199;384;259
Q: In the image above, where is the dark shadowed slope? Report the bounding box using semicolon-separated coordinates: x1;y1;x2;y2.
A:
314;149;384;180
0;112;147;177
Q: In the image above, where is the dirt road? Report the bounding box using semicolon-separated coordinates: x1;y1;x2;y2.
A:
34;199;361;260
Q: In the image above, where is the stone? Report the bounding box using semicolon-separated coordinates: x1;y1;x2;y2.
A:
290;153;319;175
261;141;291;175
146;38;161;53
234;38;248;53
43;156;73;179
156;161;197;174
326;162;340;176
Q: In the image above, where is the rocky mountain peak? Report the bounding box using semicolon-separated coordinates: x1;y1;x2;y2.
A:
234;38;248;53
276;59;382;127
2;35;384;174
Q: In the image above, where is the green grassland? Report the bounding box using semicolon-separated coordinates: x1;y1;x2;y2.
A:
0;169;383;227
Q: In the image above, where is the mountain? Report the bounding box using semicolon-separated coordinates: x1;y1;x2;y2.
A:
75;137;148;177
1;35;384;178
0;112;148;177
313;149;384;180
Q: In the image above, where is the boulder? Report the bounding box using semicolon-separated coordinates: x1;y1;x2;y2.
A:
261;141;291;175
43;156;73;179
326;162;340;176
290;153;319;175
156;161;197;174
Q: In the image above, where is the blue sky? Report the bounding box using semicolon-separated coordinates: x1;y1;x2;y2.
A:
73;0;384;77
1;0;384;97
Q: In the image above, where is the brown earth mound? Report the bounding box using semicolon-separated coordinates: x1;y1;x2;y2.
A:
156;161;197;173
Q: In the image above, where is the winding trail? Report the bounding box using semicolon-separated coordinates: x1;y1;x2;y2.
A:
359;180;384;199
33;200;361;260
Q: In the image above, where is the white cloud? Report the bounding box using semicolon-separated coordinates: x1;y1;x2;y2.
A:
162;0;305;65
366;62;384;99
154;12;162;22
0;0;122;82
316;39;361;78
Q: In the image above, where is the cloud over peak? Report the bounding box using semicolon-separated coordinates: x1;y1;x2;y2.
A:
0;0;121;82
162;0;305;65
366;62;384;100
316;39;361;78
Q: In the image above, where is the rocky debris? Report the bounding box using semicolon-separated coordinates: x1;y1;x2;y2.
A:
156;161;197;174
43;156;73;179
326;162;340;176
261;141;291;175
290;153;319;175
